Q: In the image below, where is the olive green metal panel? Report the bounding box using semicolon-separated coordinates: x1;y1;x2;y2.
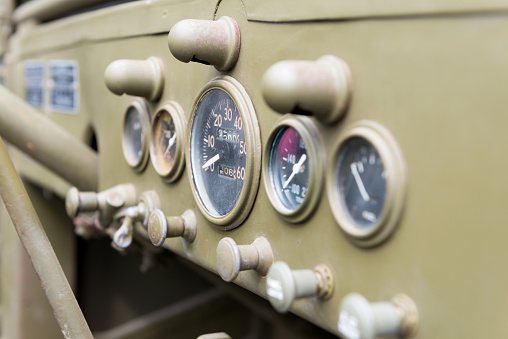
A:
6;0;508;338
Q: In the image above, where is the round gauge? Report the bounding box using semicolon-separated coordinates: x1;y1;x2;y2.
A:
264;116;323;222
150;101;186;182
187;76;261;230
328;120;406;247
122;99;150;172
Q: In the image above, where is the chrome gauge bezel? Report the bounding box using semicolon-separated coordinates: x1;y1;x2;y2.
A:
263;115;324;223
149;101;186;183
121;98;150;172
327;120;407;247
186;76;261;230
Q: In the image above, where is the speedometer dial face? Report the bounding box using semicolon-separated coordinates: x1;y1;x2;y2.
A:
264;116;323;223
150;102;186;182
188;77;261;229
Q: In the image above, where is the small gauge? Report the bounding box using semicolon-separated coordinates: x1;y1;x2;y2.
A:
122;99;150;172
150;101;186;182
188;76;261;230
264;116;323;222
328;120;406;247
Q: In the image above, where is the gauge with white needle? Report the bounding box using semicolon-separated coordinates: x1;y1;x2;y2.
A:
150;101;186;182
265;115;324;222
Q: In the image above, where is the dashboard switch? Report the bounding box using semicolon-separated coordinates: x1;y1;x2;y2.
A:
338;293;418;339
168;16;240;71
147;209;197;246
216;237;273;282
104;57;165;101
261;55;352;124
266;261;334;313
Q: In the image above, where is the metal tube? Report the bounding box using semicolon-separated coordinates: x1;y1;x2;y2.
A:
0;136;93;339
13;0;110;23
0;84;98;191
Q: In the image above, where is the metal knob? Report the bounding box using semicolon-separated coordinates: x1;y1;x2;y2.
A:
216;237;273;282
261;55;352;124
104;57;165;101
338;293;419;339
266;261;334;313
147;209;197;246
168;16;240;71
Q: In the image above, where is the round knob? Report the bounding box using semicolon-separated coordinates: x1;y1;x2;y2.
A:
262;55;352;124
266;261;334;313
104;57;164;101
65;186;98;218
168;16;240;71
338;293;419;339
216;237;273;282
147;209;196;246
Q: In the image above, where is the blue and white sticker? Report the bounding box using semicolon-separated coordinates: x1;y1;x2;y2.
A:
24;61;45;108
49;60;79;114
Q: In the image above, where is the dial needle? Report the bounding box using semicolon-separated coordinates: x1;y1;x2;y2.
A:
202;153;220;169
163;133;177;156
282;154;307;189
351;162;370;201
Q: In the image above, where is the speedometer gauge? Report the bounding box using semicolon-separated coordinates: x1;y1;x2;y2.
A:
188;76;261;230
327;120;407;247
264;116;323;223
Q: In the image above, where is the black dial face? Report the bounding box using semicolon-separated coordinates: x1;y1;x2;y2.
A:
269;127;309;211
336;138;386;229
124;106;144;165
190;89;247;217
152;110;177;176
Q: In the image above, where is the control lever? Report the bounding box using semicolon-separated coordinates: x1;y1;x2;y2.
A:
65;184;137;227
338;293;419;339
112;190;161;249
266;261;334;313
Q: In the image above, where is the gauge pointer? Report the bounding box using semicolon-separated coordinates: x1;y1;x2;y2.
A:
163;133;177;156
351;162;370;201
202;153;220;169
282;154;307;189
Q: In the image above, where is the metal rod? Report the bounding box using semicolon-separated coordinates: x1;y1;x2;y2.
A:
0;84;97;191
0;136;94;339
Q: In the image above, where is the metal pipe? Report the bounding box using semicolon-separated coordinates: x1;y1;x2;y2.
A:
0;84;98;191
13;0;111;23
0;136;93;339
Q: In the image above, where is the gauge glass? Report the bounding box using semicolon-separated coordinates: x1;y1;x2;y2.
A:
336;137;386;229
152;110;177;175
190;88;247;217
269;127;309;211
124;106;144;163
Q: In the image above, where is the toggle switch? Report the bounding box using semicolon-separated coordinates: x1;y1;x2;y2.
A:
266;261;334;313
261;55;352;124
65;184;137;227
216;237;273;282
168;16;240;71
112;190;160;249
338;293;418;339
104;57;165;101
147;208;197;246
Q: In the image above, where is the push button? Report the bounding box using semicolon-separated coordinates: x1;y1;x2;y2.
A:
147;209;197;246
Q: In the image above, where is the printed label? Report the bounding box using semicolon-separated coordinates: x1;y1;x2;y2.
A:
338;310;360;339
24;61;45;108
49;60;79;114
266;277;284;301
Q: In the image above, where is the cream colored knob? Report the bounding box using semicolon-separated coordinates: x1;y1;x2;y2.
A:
104;57;164;101
147;209;196;246
168;16;240;71
65;186;98;218
338;293;418;339
266;261;334;313
262;55;352;124
216;237;273;282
